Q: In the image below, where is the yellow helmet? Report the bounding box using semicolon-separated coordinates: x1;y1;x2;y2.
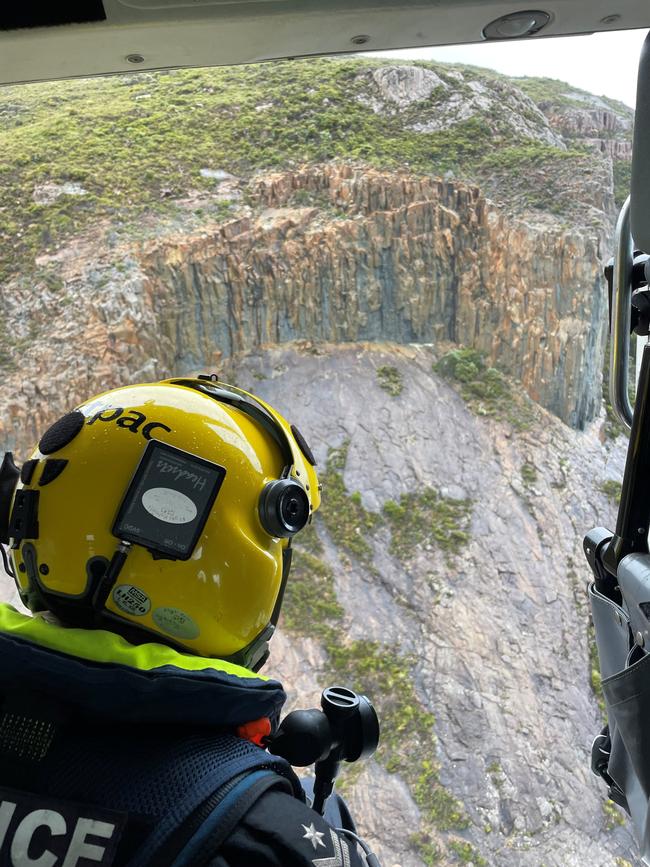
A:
3;376;320;670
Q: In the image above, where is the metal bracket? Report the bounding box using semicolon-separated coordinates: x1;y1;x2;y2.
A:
610;196;634;429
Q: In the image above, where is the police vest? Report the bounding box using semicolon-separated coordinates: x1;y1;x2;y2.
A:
0;727;300;867
0;605;303;867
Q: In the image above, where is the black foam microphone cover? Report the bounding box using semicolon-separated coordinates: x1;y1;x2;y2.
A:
0;453;20;544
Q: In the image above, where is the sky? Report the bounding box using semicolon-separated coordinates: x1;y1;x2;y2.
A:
370;28;648;109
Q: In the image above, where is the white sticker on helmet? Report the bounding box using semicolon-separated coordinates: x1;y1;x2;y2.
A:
141;487;198;524
113;584;151;616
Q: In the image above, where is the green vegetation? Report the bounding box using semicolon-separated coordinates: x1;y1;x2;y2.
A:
515;76;587;107
329;640;469;834
481;143;582;171
281;549;344;642
487;759;505;792
318;442;380;567
516;76;632;116
284;446;484;862
376;365;403;397
383;489;471;561
291;521;323;557
448;839;488;865
603;799;625;831
600;479;622;506
409;833;443;865
604;396;627;441
434;347;534;430
0;59;493;280
521;462;538;486
477;142;597;216
0;56;618;282
319;443;472;568
284;556;473;850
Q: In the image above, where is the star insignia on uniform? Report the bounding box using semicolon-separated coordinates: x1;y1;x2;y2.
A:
301;822;327;850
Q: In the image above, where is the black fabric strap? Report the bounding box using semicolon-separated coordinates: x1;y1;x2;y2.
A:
196;772;294;865
169;380;294;468
147;770;293;867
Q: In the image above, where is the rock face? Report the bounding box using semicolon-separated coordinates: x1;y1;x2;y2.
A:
143;164;608;429
0;164;608;454
224;342;633;866
363;66;566;148
534;88;634;160
371;66;447;108
0;60;631;447
548;105;633;159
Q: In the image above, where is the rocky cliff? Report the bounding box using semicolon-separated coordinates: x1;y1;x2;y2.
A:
524;82;633;160
252;341;633;867
515;76;634;207
0;161;608;450
146;164;609;429
0;58;632;441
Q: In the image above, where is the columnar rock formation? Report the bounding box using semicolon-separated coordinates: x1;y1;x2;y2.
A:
0;165;608;454
143;165;607;429
545;104;634;159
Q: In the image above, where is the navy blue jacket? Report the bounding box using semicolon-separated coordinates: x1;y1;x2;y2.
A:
0;605;364;866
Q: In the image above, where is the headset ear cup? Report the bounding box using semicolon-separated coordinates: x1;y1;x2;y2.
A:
259;479;310;538
0;453;20;544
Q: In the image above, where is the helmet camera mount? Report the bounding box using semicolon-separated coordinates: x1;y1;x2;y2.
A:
259;472;310;538
267;685;380;814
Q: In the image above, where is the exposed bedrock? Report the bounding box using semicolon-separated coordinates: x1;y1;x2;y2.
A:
142;165;607;429
0;164;608;454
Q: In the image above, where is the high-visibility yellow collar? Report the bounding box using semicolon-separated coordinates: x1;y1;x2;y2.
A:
0;603;264;679
0;605;286;728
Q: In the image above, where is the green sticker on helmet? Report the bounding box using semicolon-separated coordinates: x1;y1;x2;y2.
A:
152;606;200;640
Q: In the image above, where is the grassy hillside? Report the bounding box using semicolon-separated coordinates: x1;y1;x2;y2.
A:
516;75;633;208
0;57;617;282
515;75;632;114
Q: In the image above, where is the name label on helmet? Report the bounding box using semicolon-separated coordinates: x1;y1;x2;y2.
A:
85;407;171;441
0;786;125;866
112;441;226;560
